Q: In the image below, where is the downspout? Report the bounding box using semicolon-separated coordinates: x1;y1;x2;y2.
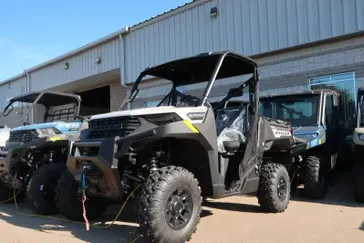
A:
118;26;131;110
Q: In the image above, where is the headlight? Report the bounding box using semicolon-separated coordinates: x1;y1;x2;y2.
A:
142;113;182;126
37;128;61;136
358;133;364;141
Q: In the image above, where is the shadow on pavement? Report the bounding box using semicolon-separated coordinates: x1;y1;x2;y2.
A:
290;170;364;208
360;222;364;231
0;202;142;243
203;200;262;213
0;199;214;243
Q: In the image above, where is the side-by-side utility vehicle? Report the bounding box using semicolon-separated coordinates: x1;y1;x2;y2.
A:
0;91;88;214
353;87;364;202
260;89;350;199
55;51;306;243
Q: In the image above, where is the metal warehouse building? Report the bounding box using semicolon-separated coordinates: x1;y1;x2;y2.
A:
1;0;364;127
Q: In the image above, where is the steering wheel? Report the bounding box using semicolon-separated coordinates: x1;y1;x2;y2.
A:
177;95;201;107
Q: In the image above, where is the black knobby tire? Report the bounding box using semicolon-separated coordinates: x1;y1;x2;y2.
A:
0;181;14;203
27;163;67;215
303;156;328;199
137;166;202;243
55;170;106;221
353;165;364;202
258;162;291;213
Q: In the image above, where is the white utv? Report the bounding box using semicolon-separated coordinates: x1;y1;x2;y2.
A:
55;51;307;243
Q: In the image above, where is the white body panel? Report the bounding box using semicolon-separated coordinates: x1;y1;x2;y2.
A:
91;106;208;124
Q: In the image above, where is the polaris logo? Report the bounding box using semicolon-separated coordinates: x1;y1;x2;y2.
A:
272;128;291;138
187;112;205;120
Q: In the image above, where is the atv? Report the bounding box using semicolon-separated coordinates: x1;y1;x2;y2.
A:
260;89;349;199
56;51;306;243
0;91;88;215
353;87;364;202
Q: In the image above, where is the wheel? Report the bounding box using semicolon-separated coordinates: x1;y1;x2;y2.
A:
27;163;67;215
0;180;14;203
303;156;328;199
258;162;290;213
353;166;364;202
55;170;106;221
137;166;202;243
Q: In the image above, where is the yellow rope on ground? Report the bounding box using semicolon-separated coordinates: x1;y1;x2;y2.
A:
4;184;142;242
0;190;22;204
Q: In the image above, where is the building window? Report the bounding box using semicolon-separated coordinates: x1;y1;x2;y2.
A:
309;72;356;120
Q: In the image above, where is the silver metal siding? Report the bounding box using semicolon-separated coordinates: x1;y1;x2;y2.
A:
0;76;26;109
124;0;364;82
30;38;120;91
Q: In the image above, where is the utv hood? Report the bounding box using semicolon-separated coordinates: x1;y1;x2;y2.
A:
293;126;326;149
11;120;83;134
90;106;208;122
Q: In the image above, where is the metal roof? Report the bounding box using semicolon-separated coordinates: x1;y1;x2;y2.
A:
130;0;204;31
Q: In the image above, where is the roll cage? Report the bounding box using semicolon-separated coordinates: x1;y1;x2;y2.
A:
124;51;259;111
2;91;82;126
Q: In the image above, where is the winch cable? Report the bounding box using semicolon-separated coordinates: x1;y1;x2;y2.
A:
1;183;142;242
81;168;91;231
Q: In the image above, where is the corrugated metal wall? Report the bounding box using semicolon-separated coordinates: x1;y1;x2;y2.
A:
30;38;120;92
0;76;26;109
124;0;364;82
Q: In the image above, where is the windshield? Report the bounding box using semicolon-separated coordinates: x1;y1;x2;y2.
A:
260;94;320;127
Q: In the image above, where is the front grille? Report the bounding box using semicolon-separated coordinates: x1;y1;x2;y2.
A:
88;116;141;140
8;130;36;143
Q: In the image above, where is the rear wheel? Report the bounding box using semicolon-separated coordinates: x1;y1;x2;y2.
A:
55;170;106;221
303;156;328;199
27;163;67;215
353;166;364;202
258;162;290;213
137;166;202;243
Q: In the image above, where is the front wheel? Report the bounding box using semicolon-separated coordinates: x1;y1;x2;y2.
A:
0;180;14;203
137;166;202;243
55;170;106;221
27;163;67;215
258;162;291;213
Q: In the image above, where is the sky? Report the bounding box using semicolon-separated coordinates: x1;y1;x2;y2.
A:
0;0;192;81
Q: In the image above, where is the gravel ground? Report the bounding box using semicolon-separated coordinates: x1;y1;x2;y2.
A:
0;171;363;243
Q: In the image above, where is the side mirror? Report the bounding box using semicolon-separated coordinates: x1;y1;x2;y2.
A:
3;105;14;116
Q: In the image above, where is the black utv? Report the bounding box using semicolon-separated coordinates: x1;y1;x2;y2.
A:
55;51;306;243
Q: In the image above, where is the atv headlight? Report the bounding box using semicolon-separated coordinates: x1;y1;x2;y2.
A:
358;133;364;141
142;113;182;126
38;128;61;136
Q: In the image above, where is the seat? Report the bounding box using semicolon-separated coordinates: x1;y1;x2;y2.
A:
216;106;250;153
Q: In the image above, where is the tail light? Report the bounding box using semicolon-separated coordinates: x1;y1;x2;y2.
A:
290;128;293;135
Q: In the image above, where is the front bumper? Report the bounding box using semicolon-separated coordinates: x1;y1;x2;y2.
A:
0;142;28;173
67;129;157;199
